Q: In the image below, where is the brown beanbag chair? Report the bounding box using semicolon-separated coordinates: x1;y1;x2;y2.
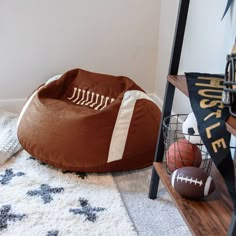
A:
17;68;161;172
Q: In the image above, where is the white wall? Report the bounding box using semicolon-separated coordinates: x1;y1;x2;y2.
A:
0;0;160;104
155;0;236;114
2;0;236;114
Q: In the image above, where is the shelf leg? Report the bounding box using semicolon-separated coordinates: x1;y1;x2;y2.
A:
228;212;236;236
148;0;189;199
148;166;160;199
148;81;175;199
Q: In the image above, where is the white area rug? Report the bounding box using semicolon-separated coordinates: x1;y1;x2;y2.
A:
0;151;137;236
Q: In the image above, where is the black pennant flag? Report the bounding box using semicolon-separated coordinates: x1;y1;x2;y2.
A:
186;73;236;211
222;0;234;20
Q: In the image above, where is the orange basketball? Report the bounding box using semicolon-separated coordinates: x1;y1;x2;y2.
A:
166;139;202;172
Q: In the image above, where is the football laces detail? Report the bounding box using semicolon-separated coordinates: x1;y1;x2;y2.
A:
67;87;78;100
76;90;86;104
85;92;95;106
67;87;115;110
94;95;104;110
176;174;203;187
72;88;82;103
80;91;90;105
90;94;100;108
100;97;110;110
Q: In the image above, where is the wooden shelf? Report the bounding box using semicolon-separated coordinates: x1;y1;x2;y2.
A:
154;162;233;236
168;75;236;136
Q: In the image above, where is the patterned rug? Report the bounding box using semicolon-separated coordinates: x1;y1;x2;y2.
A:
0;151;137;236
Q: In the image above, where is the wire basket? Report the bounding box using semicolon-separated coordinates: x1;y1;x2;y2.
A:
163;114;212;175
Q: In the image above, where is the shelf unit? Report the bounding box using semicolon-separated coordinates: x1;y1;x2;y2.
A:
154;76;234;235
148;1;236;235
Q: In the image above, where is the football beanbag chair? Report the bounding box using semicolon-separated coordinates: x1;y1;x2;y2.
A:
17;68;161;172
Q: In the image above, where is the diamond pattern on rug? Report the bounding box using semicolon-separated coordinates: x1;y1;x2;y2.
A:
0;168;25;185
47;230;59;236
70;198;106;222
27;184;64;204
0;205;26;231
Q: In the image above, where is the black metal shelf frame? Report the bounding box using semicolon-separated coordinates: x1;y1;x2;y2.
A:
148;0;190;198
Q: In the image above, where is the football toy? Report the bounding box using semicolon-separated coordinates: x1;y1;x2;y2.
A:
17;68;161;172
166;139;202;172
182;112;202;144
171;166;215;199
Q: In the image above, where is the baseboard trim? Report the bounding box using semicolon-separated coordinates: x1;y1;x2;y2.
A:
148;93;185;122
148;93;163;109
0;99;26;113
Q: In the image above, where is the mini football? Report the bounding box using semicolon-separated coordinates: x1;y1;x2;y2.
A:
171;166;215;199
166;139;202;172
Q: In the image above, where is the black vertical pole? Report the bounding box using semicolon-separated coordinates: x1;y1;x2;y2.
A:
149;0;190;199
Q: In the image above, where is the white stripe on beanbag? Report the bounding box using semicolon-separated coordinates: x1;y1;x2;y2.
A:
107;90;154;163
45;74;62;85
17;75;62;129
16;90;38;129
